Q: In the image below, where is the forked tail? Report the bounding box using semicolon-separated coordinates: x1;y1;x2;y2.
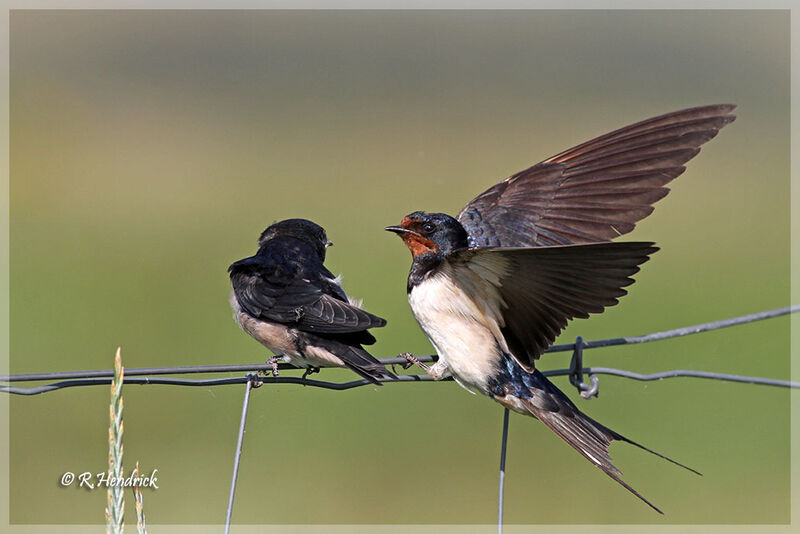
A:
497;368;699;514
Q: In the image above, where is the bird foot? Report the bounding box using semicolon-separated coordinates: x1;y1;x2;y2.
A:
301;366;321;380
259;356;282;377
399;353;430;372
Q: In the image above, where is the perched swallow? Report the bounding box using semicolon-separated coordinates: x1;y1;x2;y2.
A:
386;105;736;512
229;218;394;384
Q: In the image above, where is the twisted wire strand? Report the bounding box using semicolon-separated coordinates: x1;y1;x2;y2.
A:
2;306;797;395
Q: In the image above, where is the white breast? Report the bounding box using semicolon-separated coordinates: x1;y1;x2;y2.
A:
408;262;507;394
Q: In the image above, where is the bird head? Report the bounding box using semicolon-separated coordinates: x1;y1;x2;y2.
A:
258;218;333;260
385;211;468;258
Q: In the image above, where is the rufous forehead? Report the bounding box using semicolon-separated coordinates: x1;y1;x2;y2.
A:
400;216;420;228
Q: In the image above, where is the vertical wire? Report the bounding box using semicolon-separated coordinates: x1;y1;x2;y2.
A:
498;408;510;534
224;374;256;534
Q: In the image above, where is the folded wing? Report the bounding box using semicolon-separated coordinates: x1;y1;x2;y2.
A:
229;255;386;337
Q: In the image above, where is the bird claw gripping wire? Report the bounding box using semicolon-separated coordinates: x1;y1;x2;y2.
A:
569;336;599;399
399;352;430;372
301;367;321;380
259;356;282;377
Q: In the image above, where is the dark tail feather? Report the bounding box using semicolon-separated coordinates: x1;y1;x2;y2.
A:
341;361;384;385
509;369;698;514
532;404;665;514
338;345;397;385
308;335;397;385
340;360;396;386
596;420;702;476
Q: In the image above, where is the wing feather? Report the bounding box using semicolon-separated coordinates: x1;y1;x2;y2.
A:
457;104;735;247
453;242;656;371
229;255;386;335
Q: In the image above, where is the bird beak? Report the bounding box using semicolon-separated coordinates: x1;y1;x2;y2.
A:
325;239;334;248
385;225;421;237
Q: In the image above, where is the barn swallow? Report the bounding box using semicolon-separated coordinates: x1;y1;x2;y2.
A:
229;218;395;384
386;105;736;512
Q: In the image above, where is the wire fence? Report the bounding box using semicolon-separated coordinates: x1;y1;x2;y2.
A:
2;305;797;395
2;305;798;532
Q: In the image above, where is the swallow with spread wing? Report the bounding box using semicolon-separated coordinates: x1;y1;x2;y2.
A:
229;218;394;384
386;105;736;512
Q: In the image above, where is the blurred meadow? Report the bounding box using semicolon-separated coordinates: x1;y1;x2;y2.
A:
8;9;790;528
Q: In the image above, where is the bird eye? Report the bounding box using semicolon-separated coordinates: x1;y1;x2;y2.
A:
423;223;435;233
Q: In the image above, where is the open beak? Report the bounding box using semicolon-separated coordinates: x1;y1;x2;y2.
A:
385;225;421;237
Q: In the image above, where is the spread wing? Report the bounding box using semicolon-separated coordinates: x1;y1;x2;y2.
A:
451;242;656;372
228;254;386;336
457;104;736;248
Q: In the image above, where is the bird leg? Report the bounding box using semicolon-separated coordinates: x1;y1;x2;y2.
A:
261;356;282;377
400;353;450;380
301;366;321;380
400;352;437;373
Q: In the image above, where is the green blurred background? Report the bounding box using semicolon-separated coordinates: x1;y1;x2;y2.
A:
8;9;790;527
